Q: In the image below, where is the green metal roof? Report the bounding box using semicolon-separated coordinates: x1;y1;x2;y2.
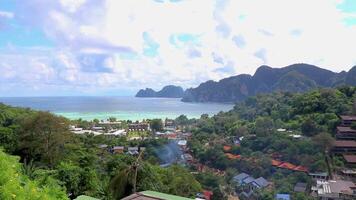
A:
140;191;194;200
74;195;100;200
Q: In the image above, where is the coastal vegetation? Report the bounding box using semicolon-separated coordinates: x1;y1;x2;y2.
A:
0;86;355;199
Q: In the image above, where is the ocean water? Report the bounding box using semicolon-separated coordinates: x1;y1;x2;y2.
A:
0;96;234;121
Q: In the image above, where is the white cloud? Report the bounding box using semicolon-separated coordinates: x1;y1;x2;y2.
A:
0;11;14;18
1;0;356;95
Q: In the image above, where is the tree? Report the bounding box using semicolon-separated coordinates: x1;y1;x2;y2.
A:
255;117;274;136
0;126;17;153
109;117;117;122
312;133;334;153
0;150;67;200
301;118;319;137
150;119;163;132
18;112;71;167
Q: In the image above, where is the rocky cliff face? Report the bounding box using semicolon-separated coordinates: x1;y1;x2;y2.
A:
135;85;185;98
182;64;356;103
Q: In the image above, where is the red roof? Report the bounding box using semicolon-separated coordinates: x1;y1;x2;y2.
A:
334;140;356;147
294;165;308;172
223;145;232;152
271;159;282;166
343;155;356;163
272;160;308;172
225;153;241;160
203;190;213;200
278;162;297;170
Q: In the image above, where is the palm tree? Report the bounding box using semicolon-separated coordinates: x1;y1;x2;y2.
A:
109;151;144;200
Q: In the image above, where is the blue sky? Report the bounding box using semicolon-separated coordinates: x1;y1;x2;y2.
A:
0;0;355;96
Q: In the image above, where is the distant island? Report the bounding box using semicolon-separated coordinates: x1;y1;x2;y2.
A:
182;63;356;103
135;85;185;98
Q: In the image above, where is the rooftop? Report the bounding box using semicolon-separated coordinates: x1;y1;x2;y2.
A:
276;194;290;200
122;191;194;200
343;154;356;163
294;182;307;192
314;180;355;195
337;126;356;133
334;140;356;147
340;115;356;121
74;195;99;200
253;177;269;187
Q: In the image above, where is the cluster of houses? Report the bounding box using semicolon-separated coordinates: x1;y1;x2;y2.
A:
99;145;146;155
308;115;356;199
233;173;271;198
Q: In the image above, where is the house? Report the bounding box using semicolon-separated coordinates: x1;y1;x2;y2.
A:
233;173;270;198
98;144;108;149
233;173;250;185
128;147;139;155
112;146;124;154
177;140;187;147
294;182;308;193
332;140;356;154
106;129;126;136
336;126;356;140
275;194;290;200
74;195;99;200
196;190;213;200
183;153;193;162
122;190;193;200
339;115;356;127
128;123;150;132
340;169;356;178
271;159;308;173
309;172;329;180
92;126;105;132
164;119;176;131
343;154;356;167
311;180;356;200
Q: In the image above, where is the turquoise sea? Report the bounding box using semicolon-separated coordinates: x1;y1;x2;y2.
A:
0;96;234;121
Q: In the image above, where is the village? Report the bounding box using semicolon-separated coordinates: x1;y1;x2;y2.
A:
68;113;356;200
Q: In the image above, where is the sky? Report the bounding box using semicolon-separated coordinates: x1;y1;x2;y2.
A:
0;0;355;96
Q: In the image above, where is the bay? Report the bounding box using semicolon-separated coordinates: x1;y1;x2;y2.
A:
0;96;234;121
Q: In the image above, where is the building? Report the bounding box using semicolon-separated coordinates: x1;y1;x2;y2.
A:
271;159;308;173
128;147;139;155
332;140;356;154
128;123;150;132
336;126;356;140
112;146;124;154
311;180;356;200
343;154;356;167
232;173;270;198
122;190;194;200
275;194;290;200
74;195;99;200
339;115;356;127
92;126;105;132
294;182;308;193
106;129;126;136
164;119;176;131
309;172;329;180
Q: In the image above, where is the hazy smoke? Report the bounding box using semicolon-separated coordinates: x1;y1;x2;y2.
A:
155;141;183;167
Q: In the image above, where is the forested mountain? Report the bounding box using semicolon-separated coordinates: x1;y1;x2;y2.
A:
136;85;185;98
182;64;356;103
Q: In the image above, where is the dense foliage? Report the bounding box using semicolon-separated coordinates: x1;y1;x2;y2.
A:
188;86;356;198
0;86;355;199
0;103;201;199
0;149;67;200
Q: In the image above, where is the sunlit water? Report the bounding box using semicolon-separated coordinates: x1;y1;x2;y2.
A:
0;96;234;121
